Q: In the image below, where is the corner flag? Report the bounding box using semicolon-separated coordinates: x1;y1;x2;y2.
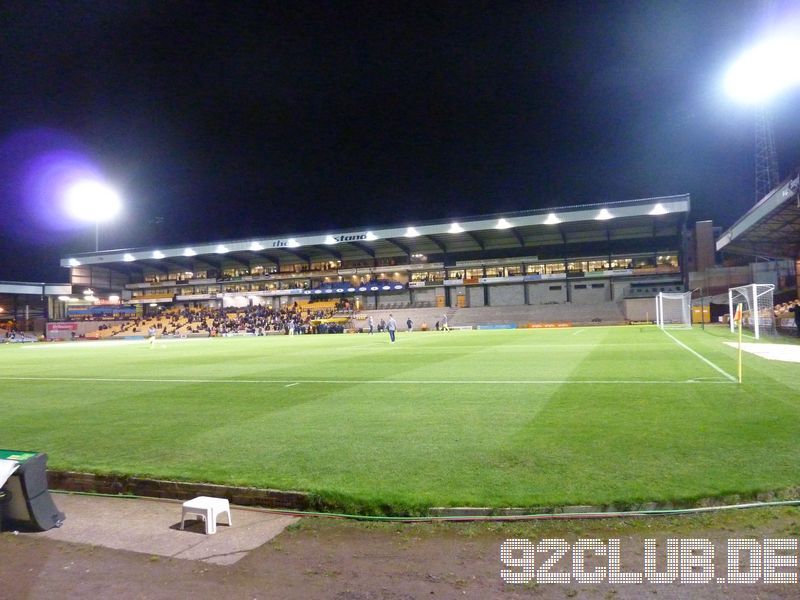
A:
733;304;742;324
735;303;743;384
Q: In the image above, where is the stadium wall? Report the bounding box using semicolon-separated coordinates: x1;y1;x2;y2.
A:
622;298;657;322
467;286;484;307
569;281;610;304
487;284;524;306
527;282;567;305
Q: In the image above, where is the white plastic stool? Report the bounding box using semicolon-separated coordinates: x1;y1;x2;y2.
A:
180;496;232;534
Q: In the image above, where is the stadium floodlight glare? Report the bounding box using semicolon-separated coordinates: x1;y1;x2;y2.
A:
324;235;337;244
63;179;122;251
543;213;561;225
152;250;165;259
183;247;196;257
595;208;613;220
495;218;513;229
404;227;420;237
250;241;264;251
649;203;668;216
448;222;464;234
724;33;800;104
365;231;378;241
68;258;81;266
215;244;229;254
286;238;300;248
122;253;136;262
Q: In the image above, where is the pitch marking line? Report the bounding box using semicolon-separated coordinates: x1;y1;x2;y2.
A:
0;376;732;385
659;330;738;383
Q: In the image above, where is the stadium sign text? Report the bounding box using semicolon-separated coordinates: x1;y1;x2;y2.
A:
331;233;369;242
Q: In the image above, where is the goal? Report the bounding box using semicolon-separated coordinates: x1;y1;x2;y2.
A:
656;291;692;329
728;284;775;339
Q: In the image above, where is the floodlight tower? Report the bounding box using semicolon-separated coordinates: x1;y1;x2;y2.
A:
754;0;779;202
724;4;800;202
754;106;779;202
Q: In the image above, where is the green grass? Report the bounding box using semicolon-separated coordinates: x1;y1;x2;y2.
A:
1;325;799;514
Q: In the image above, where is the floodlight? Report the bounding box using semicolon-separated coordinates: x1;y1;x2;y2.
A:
543;213;561;225
286;238;300;248
724;34;800;104
152;250;165;259
448;223;464;234
183;248;196;257
64;180;122;223
123;253;136;262
68;258;81;266
649;203;668;216
404;227;420;237
595;209;613;220
365;231;378;241
215;244;229;254
250;242;264;251
495;218;513;229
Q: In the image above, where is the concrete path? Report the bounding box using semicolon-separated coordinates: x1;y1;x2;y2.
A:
17;493;298;565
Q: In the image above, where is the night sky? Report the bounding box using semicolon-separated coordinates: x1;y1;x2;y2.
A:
2;1;799;282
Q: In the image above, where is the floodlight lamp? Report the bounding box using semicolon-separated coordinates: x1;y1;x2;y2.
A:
543;213;561;225
724;34;800;104
365;231;378;241
250;242;264;251
68;258;81;266
286;238;300;248
595;209;613;220
216;245;229;254
649;203;668;216
64;179;122;223
448;223;464;234
123;253;136;262
405;227;420;237
324;235;337;245
183;248;196;257
152;250;165;259
495;218;513;229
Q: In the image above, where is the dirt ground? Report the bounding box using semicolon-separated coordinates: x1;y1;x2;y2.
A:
3;505;800;599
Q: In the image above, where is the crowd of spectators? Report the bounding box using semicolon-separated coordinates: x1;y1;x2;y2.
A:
111;302;342;338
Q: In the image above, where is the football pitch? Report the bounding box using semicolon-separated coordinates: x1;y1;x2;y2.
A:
1;325;799;515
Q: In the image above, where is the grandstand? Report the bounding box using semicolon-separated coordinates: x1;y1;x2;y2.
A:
55;196;691;332
717;169;800;334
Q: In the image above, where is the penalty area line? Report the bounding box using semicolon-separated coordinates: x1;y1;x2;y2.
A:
0;376;733;385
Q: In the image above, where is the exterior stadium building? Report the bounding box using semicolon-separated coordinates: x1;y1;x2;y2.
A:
58;195;691;322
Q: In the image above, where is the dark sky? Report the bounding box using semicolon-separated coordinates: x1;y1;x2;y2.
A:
1;1;799;282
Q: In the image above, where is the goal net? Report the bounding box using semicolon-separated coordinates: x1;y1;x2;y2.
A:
728;284;775;339
656;291;692;329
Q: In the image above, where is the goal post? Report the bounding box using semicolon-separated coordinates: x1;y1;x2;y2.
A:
728;284;775;339
656;291;692;329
